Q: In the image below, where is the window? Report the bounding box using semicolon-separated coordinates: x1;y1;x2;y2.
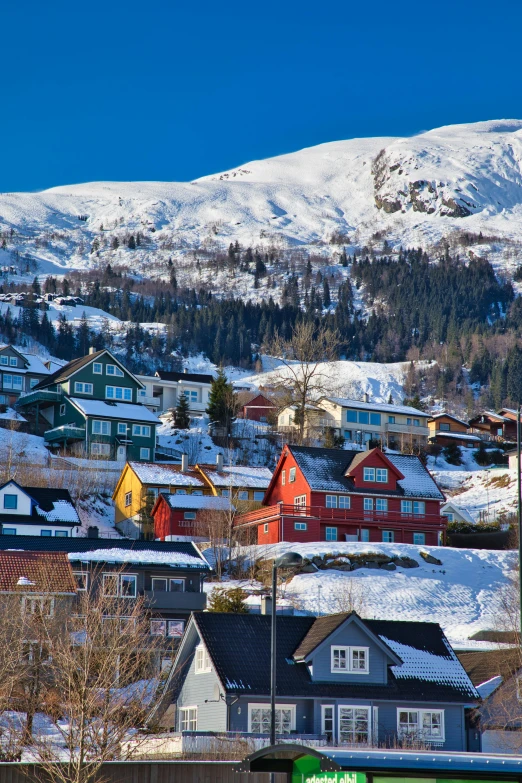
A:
150;619;166;636
23;597;54;617
195;644;212;673
9;357;17;367
382;530;395;543
407;418;412;425
237;490;249;500
74;382;93;394
294;495;306;507
152;578;167;592
3;375;22;390
59;403;66;416
91;443;110;456
106;364;124;377
398;709;444;742
413;419;420;427
289;467;296;483
401;500;413;515
358;411;369;424
281;470;286;486
321;705;334;740
55;530;68;537
413;532;426;545
40;530;52;537
444;512;454;522
376;498;388;513
361;529;370;542
183;512;196;521
106;386;132;401
3;494;17;510
180;707;197;732
254;491;264;501
102;573;136;598
325;495;338;508
168;619;185;638
221;489;229;497
177;489;188;495
439;422;450;431
29;378;39;389
370;413;381;425
325;527;337;541
376;468;388;483
413;501;425;515
140;448;150;460
331;646;369;673
170;578;185;592
73;572;88;591
294;522;307;531
363;467;375;482
189;390;198;402
339;706;370;745
92;420;110;435
344;430;352;440
388;415;396;424
132;424;151;437
93;362;102;374
263;523;269;534
0;356;7;366
346;410;358;423
339;496;350;509
117;423;127;435
3;528;16;535
363;498;373;511
248;704;295;734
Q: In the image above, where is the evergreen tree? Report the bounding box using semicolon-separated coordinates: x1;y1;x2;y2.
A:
207;587;249;613
323;278;331;308
76;312;91;357
174;392;191;429
206;368;237;436
111;236;119;250
128;235;136;250
443;441;462;466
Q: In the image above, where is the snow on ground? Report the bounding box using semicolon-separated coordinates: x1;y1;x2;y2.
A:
212;542;516;647
434;467;517;523
0;426;49;466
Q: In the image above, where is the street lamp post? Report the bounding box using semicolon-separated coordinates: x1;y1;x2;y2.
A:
270;551;303;753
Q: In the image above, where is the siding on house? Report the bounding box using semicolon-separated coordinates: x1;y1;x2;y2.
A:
308;621;390;685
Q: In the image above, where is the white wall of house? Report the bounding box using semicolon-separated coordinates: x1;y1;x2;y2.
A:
0;484;33;516
0;522;79;536
137;376;211;414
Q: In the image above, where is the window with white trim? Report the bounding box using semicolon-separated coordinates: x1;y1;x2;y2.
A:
363;467;375;482
376;468;388;482
73;572;88;591
195;644;212;673
294;495;306;507
183;512;196;522
397;709;444;742
179;706;197;732
74;382;93;394
263;523;269;534
325;495;337;508
325;526;337;541
0;357;7;366
102;573;137;598
363;498;373;511
29;378;38;389
401;500;412;514
91;443;110;456
339;496;350;509
294;521;307;530
321;705;334;740
413;532;425;545
248;704;295;734
9;357;17;367
125;491;132;507
117;422;127;435
106;364;124;377
339;705;370;745
382;530;394;543
140;448;150;460
237;490;249;500
282;470;286;486
376;498;388;513
22;596;55;617
413;501;425;515
59;403;66;416
106;386;132;401
132;424;151;437
289;467;296;483
92;419;110;435
331;646;369;673
93;362;102;374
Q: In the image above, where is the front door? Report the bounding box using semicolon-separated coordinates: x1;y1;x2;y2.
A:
116;445;126;462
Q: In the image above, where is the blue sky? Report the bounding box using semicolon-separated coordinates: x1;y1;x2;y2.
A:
2;0;521;191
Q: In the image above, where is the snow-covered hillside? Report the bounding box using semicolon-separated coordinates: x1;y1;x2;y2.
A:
3;121;522;287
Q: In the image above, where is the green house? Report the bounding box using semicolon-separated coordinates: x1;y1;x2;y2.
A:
17;349;160;462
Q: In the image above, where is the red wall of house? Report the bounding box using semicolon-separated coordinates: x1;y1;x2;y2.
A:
347;451;401;493
241;395;276;422
266;452;311;506
153;498;194;540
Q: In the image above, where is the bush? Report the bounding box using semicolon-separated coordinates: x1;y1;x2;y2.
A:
207;587;249;614
443;441;462;465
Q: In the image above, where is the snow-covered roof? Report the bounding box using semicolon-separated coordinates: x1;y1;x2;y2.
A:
129;462;205;487
386;454;445;500
476;675;503;698
67;547;210;569
164;494;233;511
22;352;52;375
381;635;479;695
70;399;160;423
431;431;481;442
36;499;81;524
201;465;272;489
441;501;475;525
323;397;429;418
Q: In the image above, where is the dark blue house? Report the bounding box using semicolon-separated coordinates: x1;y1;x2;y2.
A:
166;611;479;750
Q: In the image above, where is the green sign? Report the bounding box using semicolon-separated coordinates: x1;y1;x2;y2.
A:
292;755;367;783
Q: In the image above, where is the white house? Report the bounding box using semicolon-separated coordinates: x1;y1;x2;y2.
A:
440;501;474;525
0;480;81;537
136;370;213;414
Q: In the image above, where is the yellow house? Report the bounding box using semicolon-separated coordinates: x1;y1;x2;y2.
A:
112;458;211;538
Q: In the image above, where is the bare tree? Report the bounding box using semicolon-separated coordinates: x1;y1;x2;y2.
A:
194;508;235;580
265;322;340;443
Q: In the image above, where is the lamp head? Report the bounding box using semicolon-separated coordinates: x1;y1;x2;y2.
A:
274;551;303;569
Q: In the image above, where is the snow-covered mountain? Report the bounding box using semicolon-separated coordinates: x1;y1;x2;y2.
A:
3;119;522;282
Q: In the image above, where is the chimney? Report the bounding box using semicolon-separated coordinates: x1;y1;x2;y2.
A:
216;453;224;472
89;346;96;355
181;453;188;472
87;526;99;539
261;595;273;615
363;392;370;403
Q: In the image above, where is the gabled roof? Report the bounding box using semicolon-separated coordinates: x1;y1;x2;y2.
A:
237;391;276;408
0;345;51;375
428;413;470;427
154;370;214;384
34;349;143;390
198;464;272;489
0;550;76;593
441;501;475;524
161;494;233;512
457;649;521;687
0;483;80;526
344;448;405;481
192;612;478;702
322;397;429;418
127;461;206;487
282;446;444;500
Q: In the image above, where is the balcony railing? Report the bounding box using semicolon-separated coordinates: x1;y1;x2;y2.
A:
17;388;63;407
143;590;207;611
235;503;446;528
44;425;86;444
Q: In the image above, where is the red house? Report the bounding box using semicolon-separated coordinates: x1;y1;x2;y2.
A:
152;493;232;541
235;445;446;546
237;392;277;423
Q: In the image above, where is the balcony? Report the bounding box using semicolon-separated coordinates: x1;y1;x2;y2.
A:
139;395;161;407
17;388;63;407
384;422;429;438
143;590;207;611
44;424;86;444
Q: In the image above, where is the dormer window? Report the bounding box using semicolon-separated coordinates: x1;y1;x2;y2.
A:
9;357;17;367
331;646;369;673
363;468;375;482
363;467;388;482
0;357;7;366
3;494;17;510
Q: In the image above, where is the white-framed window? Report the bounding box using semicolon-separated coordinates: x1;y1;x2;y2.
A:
363;498;373;511
339;496;350;509
92;419;110;435
22;597;55;617
294;521;307;530
3;375;22;390
382;530;394;543
188;390;198;402
195;644;212;674
263;523;269;534
281;470;286;486
339;705;371;745
106;364;124;377
444;512;454;522
0;356;7;366
388;415;395;424
102;573;137;598
106;386;132;401
331;646;369;673
294;495;306;507
59;403;66;416
321;705;334;739
248;704;295;734
221;489;230;497
132;424;151;437
9;357;17;367
237;490;249;500
140;448;150;460
401;500;413;514
117;422;127;435
93;362;102;374
376;468;388;483
124;491;132;507
183;511;196;521
91;443;110;456
74;382;93;394
360;528;370;542
179;706;197;732
289;467;296;483
413;532;425;545
325;526;337;541
29;378;39;389
151;577;185;592
55;530;68;537
363;467;375;482
73;572;89;591
413;501;425;515
254;491;264;501
325;495;338;508
376;498;388;513
397;708;444;742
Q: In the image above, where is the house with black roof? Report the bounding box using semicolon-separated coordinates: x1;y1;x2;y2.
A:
0;480;81;537
160;610;479;750
136;369;214;414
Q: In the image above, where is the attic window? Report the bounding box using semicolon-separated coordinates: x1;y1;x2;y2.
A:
3;494;17;510
331;646;369;674
195;644;211;674
289;468;296;483
0;357;7;366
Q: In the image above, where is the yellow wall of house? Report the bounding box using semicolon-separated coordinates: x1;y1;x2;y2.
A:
113;466;145;524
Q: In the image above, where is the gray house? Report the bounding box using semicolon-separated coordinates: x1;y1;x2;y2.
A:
167;611;479;750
